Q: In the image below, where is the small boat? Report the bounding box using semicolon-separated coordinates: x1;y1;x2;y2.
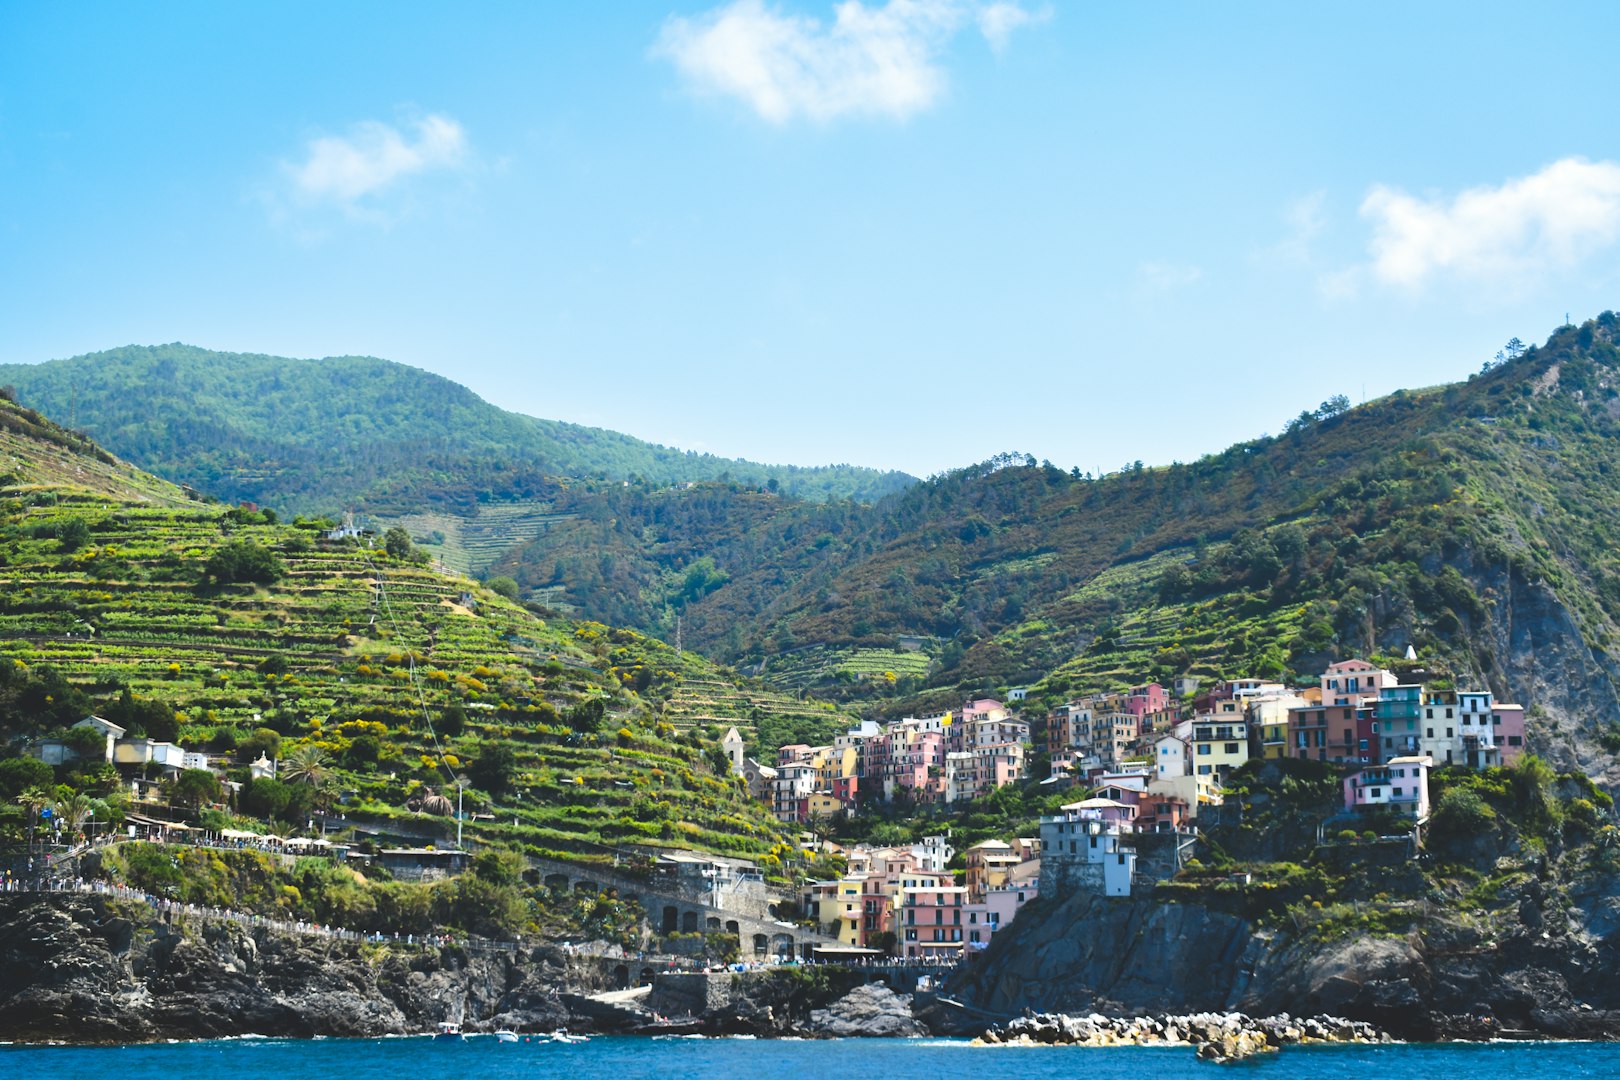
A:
549;1030;589;1045
494;1030;519;1043
434;1021;463;1042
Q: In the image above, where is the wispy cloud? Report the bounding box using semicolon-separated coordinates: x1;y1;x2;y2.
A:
978;2;1049;54
1139;261;1203;291
1266;190;1327;266
281;114;469;208
653;0;1045;124
1358;157;1620;290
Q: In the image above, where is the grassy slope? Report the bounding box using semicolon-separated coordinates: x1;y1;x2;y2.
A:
0;344;915;522
0;394;857;865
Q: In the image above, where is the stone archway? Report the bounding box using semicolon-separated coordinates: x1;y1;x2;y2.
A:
705;916;721;931
752;933;769;957
681;910;699;933
574;879;599;895
724;920;739;935
663;905;679;935
613;964;630;989
543;872;570;892
770;932;794;958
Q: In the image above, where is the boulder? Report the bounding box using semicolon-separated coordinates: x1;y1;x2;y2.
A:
805;984;924;1038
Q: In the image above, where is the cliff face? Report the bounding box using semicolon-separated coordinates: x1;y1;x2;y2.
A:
949;878;1620;1040
0;895;600;1043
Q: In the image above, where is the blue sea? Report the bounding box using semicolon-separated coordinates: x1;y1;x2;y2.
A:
3;1036;1618;1080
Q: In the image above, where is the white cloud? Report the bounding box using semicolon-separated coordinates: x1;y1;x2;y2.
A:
283;114;468;204
977;1;1048;54
654;0;1044;123
1360;157;1620;289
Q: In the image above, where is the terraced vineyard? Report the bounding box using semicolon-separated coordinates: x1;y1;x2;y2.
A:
1017;550;1315;699
663;673;855;750
387;501;581;576
757;644;937;695
0;398;802;867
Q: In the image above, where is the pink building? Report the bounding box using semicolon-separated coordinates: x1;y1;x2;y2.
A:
1320;659;1396;706
1343;755;1432;818
1124;682;1169;718
1495;704;1526;766
899;884;968;959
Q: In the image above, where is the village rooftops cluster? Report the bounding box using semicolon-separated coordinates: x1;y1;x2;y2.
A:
1047;659;1525;825
720;699;1030;825
800;833;1040;961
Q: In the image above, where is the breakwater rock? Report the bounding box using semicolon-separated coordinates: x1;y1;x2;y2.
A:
977;1010;1387;1062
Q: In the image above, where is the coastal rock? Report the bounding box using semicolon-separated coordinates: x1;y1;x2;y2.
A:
951;881;1620;1041
0;895;609;1043
806;984;924;1038
978;1009;1384;1061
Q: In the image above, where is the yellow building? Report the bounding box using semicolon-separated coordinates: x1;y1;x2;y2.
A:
1190;718;1249;786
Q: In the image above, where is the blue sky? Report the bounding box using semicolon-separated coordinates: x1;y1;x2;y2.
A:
3;1;1619;478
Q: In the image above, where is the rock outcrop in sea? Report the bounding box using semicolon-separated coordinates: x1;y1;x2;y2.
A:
977;1010;1386;1062
806;984;925;1038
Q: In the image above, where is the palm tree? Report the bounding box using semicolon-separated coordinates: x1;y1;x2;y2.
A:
14;786;52;883
280;744;329;787
52;791;95;844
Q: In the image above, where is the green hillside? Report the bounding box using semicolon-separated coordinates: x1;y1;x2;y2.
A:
490;315;1620;778
0;344;914;527
0;392;837;868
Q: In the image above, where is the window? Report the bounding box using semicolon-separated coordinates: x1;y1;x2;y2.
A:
1446;728;1453;738
1508;735;1523;746
1427;728;1434;738
1393;787;1403;797
1446;708;1453;719
1198;744;1211;755
1224;743;1238;754
1197;764;1212;775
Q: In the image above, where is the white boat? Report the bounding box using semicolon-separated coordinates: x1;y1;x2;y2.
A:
433;1021;463;1042
549;1030;589;1044
494;1030;519;1043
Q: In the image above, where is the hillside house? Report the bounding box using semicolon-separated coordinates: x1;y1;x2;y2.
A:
1343;755;1433;818
30;715;126;766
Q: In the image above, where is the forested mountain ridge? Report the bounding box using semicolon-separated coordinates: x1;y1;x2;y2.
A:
0;344;915;518
492;314;1620;781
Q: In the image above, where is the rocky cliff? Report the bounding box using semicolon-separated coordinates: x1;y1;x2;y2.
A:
949;881;1620;1041
0;894;603;1043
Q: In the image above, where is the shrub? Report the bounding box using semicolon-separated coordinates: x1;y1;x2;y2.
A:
1429;786;1495;842
204;541;285;585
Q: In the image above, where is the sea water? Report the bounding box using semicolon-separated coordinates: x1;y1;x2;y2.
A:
4;1036;1619;1080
